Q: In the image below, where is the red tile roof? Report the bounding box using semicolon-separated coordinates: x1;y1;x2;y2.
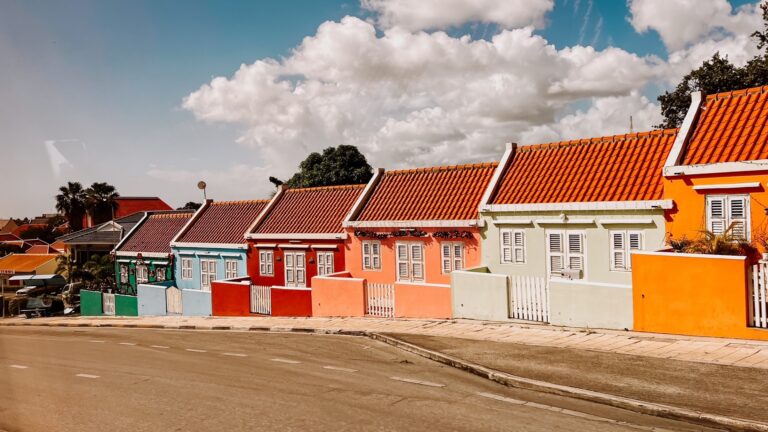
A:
682;86;768;165
177;200;269;244
25;245;60;254
0;254;58;273
491;129;677;204
355;163;497;221
12;224;45;237
0;233;20;242
114;197;172;218
253;185;365;234
119;212;194;254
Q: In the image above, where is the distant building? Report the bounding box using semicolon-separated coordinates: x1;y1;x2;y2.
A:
0;219;18;234
82;197;172;229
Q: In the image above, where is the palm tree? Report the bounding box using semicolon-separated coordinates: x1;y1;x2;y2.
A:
86;182;120;225
55;182;87;231
82;254;115;291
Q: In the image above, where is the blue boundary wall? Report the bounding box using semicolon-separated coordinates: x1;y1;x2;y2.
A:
137;282;173;316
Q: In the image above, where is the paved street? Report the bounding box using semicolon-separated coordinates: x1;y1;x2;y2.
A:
0;327;708;432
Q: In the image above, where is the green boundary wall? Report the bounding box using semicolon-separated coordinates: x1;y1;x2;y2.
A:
80;290;103;316
115;294;138;316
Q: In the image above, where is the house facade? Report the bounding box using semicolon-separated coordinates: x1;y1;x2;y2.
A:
453;130;677;329
57;212;145;265
113;211;194;295
82;196;172;229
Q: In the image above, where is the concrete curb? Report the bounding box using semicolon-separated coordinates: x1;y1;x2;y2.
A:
368;333;768;432
4;319;768;431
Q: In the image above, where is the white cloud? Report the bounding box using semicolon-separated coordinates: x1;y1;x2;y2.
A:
629;0;762;51
361;0;554;31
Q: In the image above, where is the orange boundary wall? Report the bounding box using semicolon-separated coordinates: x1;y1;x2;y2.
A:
271;287;312;317
311;272;366;317
211;279;252;317
394;282;452;319
632;251;768;341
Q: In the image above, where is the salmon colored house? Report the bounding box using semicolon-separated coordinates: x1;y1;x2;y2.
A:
312;163;497;319
633;85;768;341
245;185;365;316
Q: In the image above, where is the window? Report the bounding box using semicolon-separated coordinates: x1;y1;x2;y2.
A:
181;258;192;280
317;252;334;276
396;242;424;282
200;259;217;291
610;231;643;271
707;195;749;239
225;260;238;279
155;266;166;282
136;264;149;284
362;241;381;270
259;250;274;276
119;265;128;284
501;229;525;263
441;242;463;273
284;251;306;287
546;231;585;279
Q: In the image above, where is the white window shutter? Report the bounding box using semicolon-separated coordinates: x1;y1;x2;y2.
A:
611;232;625;271
708;197;726;235
442;244;452;273
453;244;463;271
548;232;564;275
396;243;409;280
513;231;525;263
567;233;584;271
728;196;747;239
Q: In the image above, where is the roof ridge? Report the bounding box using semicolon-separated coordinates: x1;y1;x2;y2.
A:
286;184;366;193
518;128;679;153
385;162;498;176
705;85;768;102
210;199;272;206
148;212;193;219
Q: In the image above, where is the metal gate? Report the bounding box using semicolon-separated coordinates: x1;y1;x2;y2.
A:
166;287;183;315
751;261;768;328
102;293;115;316
366;283;395;318
509;275;549;323
250;285;271;315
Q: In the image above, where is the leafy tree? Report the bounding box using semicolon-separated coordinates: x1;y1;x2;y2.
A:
275;145;373;189
657;3;768;128
12;217;29;226
0;243;23;257
86;182;120;226
82;254;115;290
177;202;202;210
55;181;87;232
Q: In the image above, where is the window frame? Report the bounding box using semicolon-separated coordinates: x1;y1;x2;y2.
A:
609;230;643;272
225;259;239;279
395;241;425;282
181;258;193;280
200;259;217;291
440;242;464;274
119;264;128;284
500;229;526;264
706;194;750;240
317;251;334;276
136;264;149;284
259;250;274;276
284;251;306;287
361;240;382;271
545;230;587;279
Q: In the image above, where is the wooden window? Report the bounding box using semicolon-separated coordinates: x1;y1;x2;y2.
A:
317;252;334;276
200;259;216;291
119;265;128;284
225;259;238;279
501;229;526;264
284;251;306;287
181;258;192;280
396;242;424;282
441;242;464;273
155;267;166;282
546;230;585;279
136;264;149;284
609;231;643;271
707;195;750;239
362;241;381;270
259;250;274;276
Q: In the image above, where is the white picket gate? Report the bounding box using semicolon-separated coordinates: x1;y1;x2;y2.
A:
251;285;272;315
509;276;549;323
366;283;395;318
166;287;183;315
751;261;768;329
102;293;116;316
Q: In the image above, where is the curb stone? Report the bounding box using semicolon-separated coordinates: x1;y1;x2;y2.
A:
3;319;768;430
368;333;768;432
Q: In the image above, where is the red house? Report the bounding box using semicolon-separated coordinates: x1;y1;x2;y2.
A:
82;197;172;228
245;185;365;316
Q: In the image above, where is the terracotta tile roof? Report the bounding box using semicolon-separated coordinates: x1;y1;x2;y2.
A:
355;163;497;221
177;200;269;244
118;212;194;254
0;254;58;273
0;233;20;242
25;245;60;254
491;129;677;204
253;185;365;234
682;86;768;165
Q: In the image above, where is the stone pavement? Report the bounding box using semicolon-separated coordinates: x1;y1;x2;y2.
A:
3;315;768;369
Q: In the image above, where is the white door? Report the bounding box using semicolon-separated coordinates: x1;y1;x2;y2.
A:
284;251;306;287
200;259;217;291
166;287;183;315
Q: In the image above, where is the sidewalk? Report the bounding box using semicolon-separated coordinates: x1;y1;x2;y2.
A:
3;314;768;369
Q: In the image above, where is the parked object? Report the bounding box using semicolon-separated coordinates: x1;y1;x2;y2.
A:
11;274;67;318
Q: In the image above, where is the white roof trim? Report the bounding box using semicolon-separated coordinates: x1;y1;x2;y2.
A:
633;250;746;261
115;251;169;258
246;233;347;240
479;142;515;210
534;218;595;225
344;168;384;223
171;242;247;250
278;244;310;249
552;279;631;289
272;286;312;291
482;200;673;212
254;243;277;248
311;244;338;250
665;160;768;177
395;281;450;288
599;218;656;225
491;219;533;226
664;91;702;168
346;220;479;228
692;182;762;191
113;212;148;253
245;186;284;236
451;269;509;280
170;200;210;244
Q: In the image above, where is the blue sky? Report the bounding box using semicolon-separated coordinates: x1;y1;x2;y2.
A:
1;0;762;217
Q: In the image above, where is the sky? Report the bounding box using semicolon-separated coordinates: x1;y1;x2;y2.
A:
1;0;763;217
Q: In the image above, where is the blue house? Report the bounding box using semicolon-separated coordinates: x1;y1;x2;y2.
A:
169;200;269;315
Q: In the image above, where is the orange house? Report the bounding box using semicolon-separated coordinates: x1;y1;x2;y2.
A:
633;85;768;340
312;163;497;319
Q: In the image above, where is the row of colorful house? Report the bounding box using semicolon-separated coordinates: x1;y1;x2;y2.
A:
74;85;768;341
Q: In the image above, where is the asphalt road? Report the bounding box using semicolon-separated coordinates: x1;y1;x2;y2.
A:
0;327;712;432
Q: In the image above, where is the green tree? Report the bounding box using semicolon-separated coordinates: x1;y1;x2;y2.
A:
86;182;120;225
657;3;768;128
82;254;115;290
55;181;87;232
275;145;373;189
177;202;202;210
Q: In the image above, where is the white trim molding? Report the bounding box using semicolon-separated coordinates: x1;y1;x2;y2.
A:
551;279;631;289
395;281;450;288
246;233;347;240
692;182;762;191
278;244;310;249
482;200;674;212
113;212;149;253
478;142;515;210
170;200;211;244
344;168;384;223
599;218;655;226
491;218;533;226
253;243;277;248
115;251;169;259
311;244;338;250
534;218;595;225
345;219;480;228
171;242;248;250
633;250;746;261
665;160;768;177
664;91;702;168
272;286;312;291
245;186;284;236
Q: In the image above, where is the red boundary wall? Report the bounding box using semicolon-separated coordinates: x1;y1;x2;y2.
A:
211;279;252;317
311;272;366;317
271;287;312;317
